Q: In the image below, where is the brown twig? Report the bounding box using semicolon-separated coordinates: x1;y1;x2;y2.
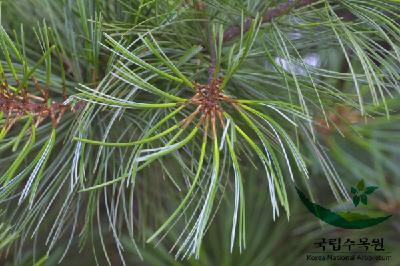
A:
223;0;317;42
0;78;71;128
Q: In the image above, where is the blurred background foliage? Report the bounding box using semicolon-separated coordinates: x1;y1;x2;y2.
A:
0;0;399;265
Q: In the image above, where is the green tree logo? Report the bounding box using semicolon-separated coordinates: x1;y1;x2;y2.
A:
296;180;391;229
351;179;378;207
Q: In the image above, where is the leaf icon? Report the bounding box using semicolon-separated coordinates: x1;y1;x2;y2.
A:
360;194;368;205
357;179;365;191
365;186;378;195
353;195;360;207
350;181;379;207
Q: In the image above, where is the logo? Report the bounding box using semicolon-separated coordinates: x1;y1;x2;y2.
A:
306;237;392;262
296;179;391;229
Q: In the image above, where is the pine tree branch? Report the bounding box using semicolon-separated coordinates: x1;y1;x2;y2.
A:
223;0;317;42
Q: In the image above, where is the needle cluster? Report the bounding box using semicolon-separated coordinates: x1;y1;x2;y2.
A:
0;77;70;128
